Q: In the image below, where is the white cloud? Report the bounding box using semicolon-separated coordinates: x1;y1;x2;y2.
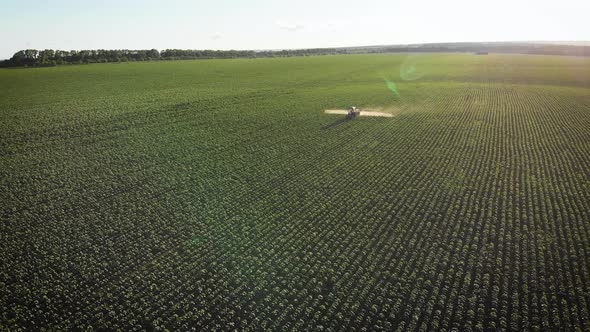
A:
275;20;304;31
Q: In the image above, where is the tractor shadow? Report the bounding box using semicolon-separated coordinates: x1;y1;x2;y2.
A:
321;117;350;130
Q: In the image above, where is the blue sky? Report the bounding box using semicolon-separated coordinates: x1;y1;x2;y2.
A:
1;0;588;59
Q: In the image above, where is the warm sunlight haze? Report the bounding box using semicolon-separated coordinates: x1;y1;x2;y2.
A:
1;1;589;331
1;0;589;59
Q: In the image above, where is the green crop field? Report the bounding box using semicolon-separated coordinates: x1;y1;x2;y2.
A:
1;54;590;331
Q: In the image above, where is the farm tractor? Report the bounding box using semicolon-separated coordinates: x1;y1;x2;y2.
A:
347;106;360;119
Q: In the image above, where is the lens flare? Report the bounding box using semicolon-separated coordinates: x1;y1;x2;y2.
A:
384;79;400;97
190;236;208;246
400;56;425;81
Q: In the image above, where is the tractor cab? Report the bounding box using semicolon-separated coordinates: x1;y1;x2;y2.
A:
347;106;360;119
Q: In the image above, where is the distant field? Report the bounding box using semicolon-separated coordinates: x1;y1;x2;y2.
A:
1;54;589;330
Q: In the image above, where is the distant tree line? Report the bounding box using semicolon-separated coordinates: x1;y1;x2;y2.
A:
362;43;590;57
0;49;161;67
1;43;588;67
0;48;348;67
